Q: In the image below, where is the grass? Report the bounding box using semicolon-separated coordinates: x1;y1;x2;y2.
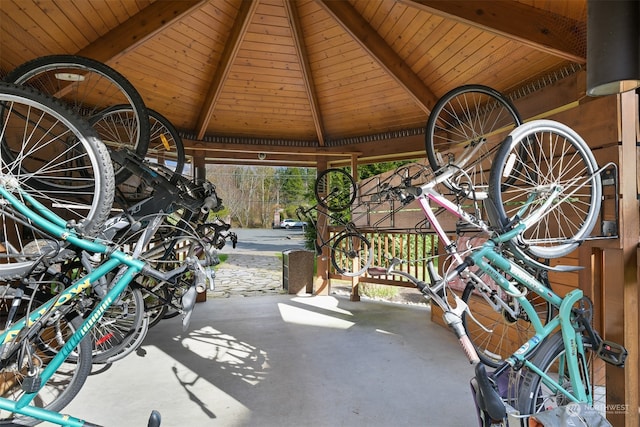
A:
213;253;229;269
358;283;399;299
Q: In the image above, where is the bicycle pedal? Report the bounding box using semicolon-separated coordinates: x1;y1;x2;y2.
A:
597;340;627;367
21;375;42;393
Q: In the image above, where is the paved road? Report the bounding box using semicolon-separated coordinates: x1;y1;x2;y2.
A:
220;227;307;255
209;228;310;298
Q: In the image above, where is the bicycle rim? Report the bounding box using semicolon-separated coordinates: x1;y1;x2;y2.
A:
425;85;522;200
331;232;373;277
4;55;150;183
0;315;93;425
91;106;185;177
461;274;553;368
488;120;601;259
90;285;147;364
0;83;114;280
315;168;357;212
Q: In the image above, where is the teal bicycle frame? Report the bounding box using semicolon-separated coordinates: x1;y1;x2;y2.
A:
408;170;595;409
467;226;592;405
0;185;147;426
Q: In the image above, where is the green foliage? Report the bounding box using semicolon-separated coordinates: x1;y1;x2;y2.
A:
303;217;318;252
358;283;399;299
358;161;414;180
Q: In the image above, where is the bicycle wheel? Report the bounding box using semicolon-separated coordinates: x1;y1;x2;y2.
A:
91;106;185;176
89;284;148;364
0;314;93;426
4;55;150;183
513;331;602;418
461;269;553;368
331;232;373;277
0;82;115;280
142;283;170;329
315;168;357;212
488;120;602;259
425;85;522;199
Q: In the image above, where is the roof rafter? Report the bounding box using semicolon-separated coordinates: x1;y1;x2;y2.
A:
316;0;438;115
195;0;259;140
77;1;206;63
401;0;586;63
284;0;326;146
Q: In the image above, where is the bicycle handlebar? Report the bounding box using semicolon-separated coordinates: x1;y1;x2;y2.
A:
367;259;506;420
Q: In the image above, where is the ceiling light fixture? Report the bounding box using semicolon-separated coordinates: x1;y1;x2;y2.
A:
586;0;640;96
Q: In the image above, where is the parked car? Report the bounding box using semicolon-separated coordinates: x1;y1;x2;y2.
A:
280;219;307;229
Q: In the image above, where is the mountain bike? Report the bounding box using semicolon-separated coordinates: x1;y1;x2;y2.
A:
0;82;208;425
296;168;374;277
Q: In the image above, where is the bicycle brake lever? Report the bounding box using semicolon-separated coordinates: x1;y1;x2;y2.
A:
464;306;493;334
181;286;197;332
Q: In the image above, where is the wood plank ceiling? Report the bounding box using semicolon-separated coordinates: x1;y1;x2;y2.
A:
0;0;587;167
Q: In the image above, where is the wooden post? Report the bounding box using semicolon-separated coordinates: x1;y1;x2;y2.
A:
314;156;330;295
350;154;361;301
603;90;639;427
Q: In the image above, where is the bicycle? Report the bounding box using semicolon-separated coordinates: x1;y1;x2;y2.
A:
75;150;224;364
295;168;374;277
368;229;626;423
0;82;213;425
360;118;609;370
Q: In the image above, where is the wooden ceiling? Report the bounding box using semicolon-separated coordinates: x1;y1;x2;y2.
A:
0;0;587;167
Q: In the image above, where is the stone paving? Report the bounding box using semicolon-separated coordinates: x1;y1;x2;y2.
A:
205;228;426;306
206;242;427;306
207;249;285;298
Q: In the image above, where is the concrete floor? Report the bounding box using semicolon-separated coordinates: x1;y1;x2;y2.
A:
53;294;480;427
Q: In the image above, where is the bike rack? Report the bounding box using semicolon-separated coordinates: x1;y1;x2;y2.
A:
600;163;620;238
593;162;619;240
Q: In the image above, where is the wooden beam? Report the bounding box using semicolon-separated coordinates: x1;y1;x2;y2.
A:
613;90;639;427
401;0;586;63
285;0;326;146
316;0;438;115
76;1;206;63
195;0;259;140
183;132;424;162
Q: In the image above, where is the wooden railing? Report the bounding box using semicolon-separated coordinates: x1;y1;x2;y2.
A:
328;227;438;288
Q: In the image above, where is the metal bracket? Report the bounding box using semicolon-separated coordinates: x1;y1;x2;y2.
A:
598;163;619;238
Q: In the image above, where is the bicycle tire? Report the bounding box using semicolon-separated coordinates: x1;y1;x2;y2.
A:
0;82;115;280
91;105;185;176
513;331;601;418
425;85;522;199
147;108;185;176
314;168;357;212
90;284;148;364
461;270;553;368
4;55;150;184
488;120;602;259
0;314;93;426
331;232;373;277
